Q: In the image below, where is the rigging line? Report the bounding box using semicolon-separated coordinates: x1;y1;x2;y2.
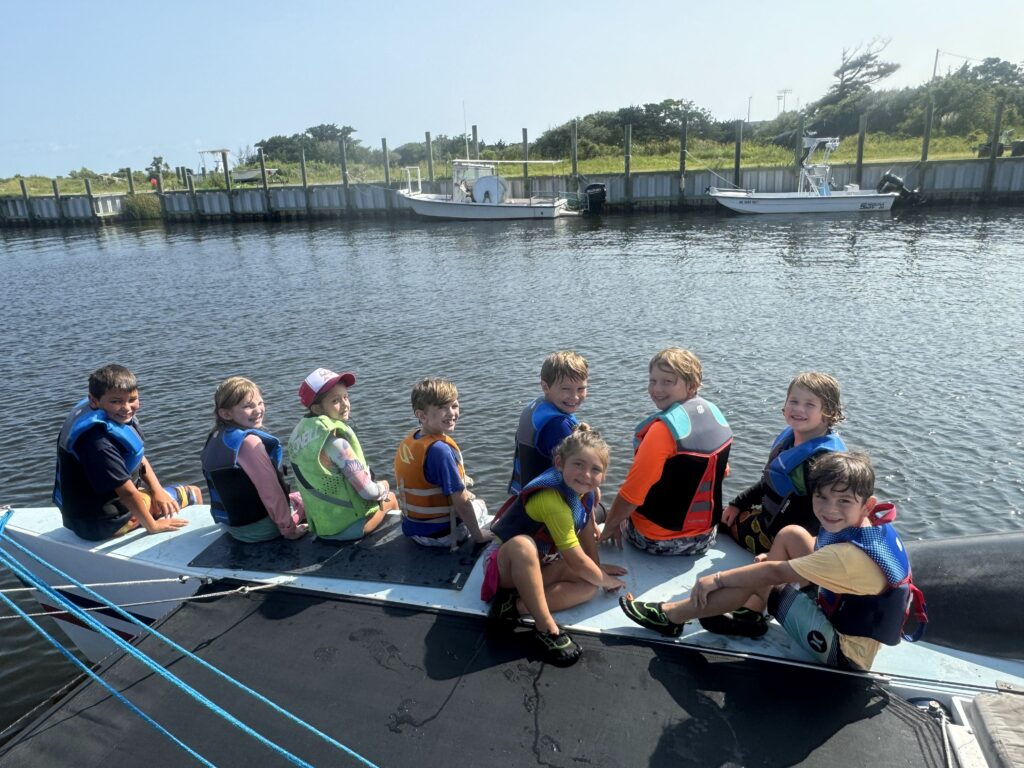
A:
0;537;317;768
0;582;279;622
681;150;744;188
0;512;380;768
1;575;207;594
0;561;218;765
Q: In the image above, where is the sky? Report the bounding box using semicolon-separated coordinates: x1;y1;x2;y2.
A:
1;0;1020;178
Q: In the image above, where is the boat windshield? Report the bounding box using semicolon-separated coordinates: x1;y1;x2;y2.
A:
454;162;499;185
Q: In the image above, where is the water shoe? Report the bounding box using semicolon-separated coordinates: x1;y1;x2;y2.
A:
698;607;769;638
486;588;521;632
532;628;582;667
618;594;685;638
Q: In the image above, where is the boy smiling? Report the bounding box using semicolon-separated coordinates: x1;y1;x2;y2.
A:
620;452;927;670
54;364;201;540
395;378;493;548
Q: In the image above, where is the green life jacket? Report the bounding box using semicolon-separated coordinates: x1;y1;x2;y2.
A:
287;415;377;536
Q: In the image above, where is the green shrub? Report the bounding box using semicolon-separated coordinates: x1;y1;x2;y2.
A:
120;193;162;221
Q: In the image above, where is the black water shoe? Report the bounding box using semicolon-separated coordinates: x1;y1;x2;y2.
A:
698;607;769;638
618;594;686;638
533;628;582;667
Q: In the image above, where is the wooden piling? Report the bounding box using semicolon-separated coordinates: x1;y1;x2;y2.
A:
156;173;167;221
339;138;352;212
52;179;65;225
221;151;233;216
19;179;34;225
570;120;579;185
624;124;633;204
921;102;934;163
855;114;867;186
258;147;271;215
382;138;392;211
300;149;311;217
84;178;97;222
733;120;742;188
984;99;1005;197
472;125;479;159
425;132;434;185
522;129;529;197
678;118;687;202
186;171;199;221
127;167;135;195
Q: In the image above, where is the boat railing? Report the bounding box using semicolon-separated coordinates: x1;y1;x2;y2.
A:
402;166;423;195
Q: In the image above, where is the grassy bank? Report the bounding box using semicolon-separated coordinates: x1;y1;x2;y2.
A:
0;134;989;196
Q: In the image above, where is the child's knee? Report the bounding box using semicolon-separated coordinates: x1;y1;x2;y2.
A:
772;525;814;556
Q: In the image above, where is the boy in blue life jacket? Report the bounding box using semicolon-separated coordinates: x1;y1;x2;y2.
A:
508;351;589;495
394;377;494;549
54;364;202;541
620;452;927;671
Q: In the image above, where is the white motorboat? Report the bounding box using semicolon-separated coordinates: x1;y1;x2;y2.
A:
709;137;901;214
1;503;1022;767
397;160;577;220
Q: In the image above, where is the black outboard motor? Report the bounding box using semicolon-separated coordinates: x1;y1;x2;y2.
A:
583;183;607;216
877;171;924;206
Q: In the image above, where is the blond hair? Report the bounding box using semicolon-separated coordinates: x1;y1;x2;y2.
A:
540;350;589;386
213;376;261;426
649;347;703;390
788;372;844;426
553;424;610;471
411;377;459;413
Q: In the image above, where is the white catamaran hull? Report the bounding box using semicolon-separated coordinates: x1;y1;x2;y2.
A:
397;190;570;220
708;188;898;214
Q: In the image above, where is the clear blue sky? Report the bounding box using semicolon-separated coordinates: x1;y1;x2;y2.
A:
2;0;1019;178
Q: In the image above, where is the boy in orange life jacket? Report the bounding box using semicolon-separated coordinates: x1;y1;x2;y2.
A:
621;452;927;671
599;348;732;556
394;378;494;549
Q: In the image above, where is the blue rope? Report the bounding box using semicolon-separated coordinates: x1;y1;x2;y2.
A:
0;583;216;767
1;510;378;767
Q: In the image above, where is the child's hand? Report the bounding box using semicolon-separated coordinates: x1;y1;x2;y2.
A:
690;573;719;609
598;520;626;549
603;575;626;592
601;563;628;577
284;523;309;540
721;504;740;527
147;516;188;534
150;489;181;519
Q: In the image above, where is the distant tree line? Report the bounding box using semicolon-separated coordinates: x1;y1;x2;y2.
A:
241;43;1020;170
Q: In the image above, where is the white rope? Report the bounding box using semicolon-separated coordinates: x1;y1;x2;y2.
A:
0;581;277;621
682;150;744;189
0;575;208;595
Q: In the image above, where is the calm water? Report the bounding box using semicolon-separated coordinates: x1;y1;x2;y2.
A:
1;210;1022;729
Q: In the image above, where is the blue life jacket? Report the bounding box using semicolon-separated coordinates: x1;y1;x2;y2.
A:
201;426;288;527
508;398;578;495
53;398;145;509
815;503;928;644
492;466;594;551
760;427;846;525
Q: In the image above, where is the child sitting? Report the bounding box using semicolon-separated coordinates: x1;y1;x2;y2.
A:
508;350;589;494
722;372;846;556
600;348;733;556
620;452;927;671
394;377;492;548
485;427;627;667
201;377;308;542
53;364;202;540
287;368;398;541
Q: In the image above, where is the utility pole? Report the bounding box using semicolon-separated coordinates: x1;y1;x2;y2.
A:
777;89;792;114
747;95;753;123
